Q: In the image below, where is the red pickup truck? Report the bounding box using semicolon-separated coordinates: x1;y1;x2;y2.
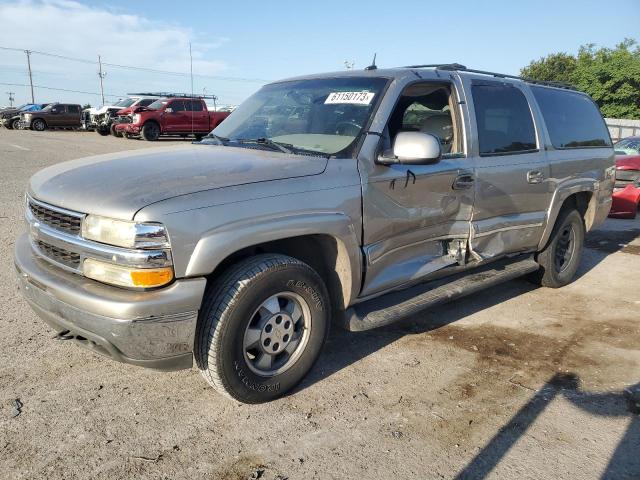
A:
123;97;230;141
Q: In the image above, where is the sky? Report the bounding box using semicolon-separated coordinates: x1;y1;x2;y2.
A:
1;0;639;108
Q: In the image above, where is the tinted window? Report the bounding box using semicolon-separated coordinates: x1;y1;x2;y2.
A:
472;83;537;155
171;100;186;112
191;101;203;111
67;105;80;113
531;86;611;148
139;99;155;107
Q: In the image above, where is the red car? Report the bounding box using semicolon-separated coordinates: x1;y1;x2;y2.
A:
122;96;230;141
609;154;640;219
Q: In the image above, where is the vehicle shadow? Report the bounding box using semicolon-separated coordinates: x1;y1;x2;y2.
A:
301;277;538;390
454;373;640;479
302;225;638;393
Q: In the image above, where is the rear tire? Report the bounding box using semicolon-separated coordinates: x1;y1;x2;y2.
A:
140;122;160;141
530;208;585;288
31;119;46;131
96;125;110;136
195;254;330;403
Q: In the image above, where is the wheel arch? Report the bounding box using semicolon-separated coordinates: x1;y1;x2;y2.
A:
187;213;362;310
538;182;596;250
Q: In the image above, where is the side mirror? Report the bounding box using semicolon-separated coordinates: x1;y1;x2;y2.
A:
165;107;173;113
377;132;442;165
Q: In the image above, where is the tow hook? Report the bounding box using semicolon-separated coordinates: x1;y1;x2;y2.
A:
54;330;74;341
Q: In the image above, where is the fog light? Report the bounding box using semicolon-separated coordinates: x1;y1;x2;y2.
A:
83;258;173;288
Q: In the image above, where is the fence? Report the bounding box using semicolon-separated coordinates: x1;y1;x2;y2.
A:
606;118;640;142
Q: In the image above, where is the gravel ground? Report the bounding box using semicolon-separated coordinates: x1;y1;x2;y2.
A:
1;128;639;480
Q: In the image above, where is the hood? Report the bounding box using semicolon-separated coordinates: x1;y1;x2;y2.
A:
615;154;640;171
29;144;328;219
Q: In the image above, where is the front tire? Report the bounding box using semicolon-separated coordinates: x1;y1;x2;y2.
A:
531;208;585;288
140;122;160;141
110;124;123;137
31;119;46;131
195;254;330;403
10;118;20;130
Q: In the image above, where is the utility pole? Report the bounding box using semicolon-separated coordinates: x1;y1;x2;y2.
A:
97;55;106;106
6;92;15;107
25;50;34;102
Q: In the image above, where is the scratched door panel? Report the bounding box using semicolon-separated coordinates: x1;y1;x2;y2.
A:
359;157;473;297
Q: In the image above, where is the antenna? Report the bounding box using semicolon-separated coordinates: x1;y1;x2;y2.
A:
365;53;377;71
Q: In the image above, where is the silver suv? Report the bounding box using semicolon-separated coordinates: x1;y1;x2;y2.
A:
15;64;615;403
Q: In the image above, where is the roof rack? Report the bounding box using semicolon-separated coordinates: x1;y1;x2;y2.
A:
399;64;578;91
127;92;219;100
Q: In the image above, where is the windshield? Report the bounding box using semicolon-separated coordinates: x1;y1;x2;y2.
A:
211;77;388;156
113;98;136;108
614;137;640;155
148;99;169;110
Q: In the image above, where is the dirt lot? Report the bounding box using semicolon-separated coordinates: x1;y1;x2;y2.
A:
0;128;639;480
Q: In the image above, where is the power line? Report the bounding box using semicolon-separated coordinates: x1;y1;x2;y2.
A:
0;45;270;83
0;82;124;98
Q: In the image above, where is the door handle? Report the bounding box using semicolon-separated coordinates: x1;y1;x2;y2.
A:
453;173;475;190
527;170;545;184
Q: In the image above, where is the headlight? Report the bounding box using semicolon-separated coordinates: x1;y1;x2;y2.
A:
132;114;140;124
83;258;173;288
82;215;170;249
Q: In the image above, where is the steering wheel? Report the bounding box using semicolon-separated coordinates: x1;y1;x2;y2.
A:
335;121;362;136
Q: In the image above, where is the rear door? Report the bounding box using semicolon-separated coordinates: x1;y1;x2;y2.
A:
464;78;551;258
190;100;209;132
66;105;81;126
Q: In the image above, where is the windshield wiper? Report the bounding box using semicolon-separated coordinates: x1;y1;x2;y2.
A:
234;138;293;154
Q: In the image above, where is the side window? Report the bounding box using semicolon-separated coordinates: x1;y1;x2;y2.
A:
68;105;80;114
139;99;154;107
472;83;537;155
531;86;611;148
171;101;186;112
386;83;462;156
191;101;203;112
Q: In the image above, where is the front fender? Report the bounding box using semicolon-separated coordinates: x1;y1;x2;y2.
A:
186;212;362;307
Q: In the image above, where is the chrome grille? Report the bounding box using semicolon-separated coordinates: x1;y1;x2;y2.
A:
28;200;82;235
35;240;81;269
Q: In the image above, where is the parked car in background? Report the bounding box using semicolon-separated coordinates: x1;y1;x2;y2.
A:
614;136;640;156
82;95;159;135
15;65;614;403
122;96;230;141
19;103;82;131
1;103;50;129
609;154;640;218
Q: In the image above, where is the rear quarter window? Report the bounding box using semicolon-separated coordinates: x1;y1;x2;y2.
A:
531;86;611;149
472;83;537;156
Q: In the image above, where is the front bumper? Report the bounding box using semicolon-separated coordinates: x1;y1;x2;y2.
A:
14;233;207;370
124;124;142;135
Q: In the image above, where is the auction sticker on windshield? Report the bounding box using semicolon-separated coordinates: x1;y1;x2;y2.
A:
325;91;375;105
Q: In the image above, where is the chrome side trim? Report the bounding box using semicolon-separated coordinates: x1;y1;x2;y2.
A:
27;208;172;269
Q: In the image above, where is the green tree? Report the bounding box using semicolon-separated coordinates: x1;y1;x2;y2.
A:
521;39;640;119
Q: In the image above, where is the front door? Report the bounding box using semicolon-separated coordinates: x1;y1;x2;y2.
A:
359;80;474;297
464;79;552;258
164;100;189;132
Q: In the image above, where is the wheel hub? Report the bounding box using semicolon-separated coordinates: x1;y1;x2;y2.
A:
259;312;294;355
